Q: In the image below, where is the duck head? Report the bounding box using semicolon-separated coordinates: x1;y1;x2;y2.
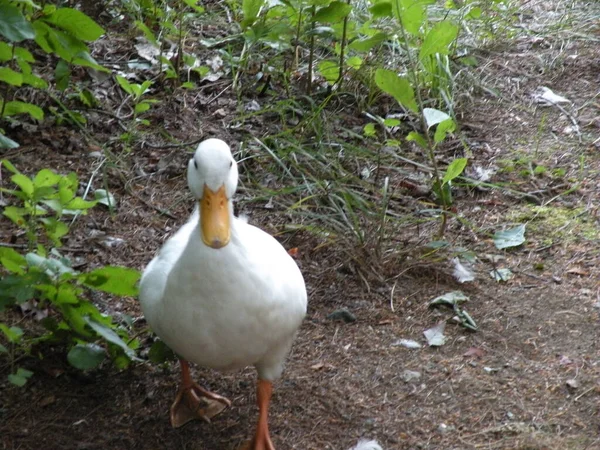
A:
188;139;238;249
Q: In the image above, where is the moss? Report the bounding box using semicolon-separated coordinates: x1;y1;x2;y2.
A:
509;205;599;243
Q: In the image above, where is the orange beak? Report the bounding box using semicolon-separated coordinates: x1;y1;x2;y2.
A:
200;184;230;249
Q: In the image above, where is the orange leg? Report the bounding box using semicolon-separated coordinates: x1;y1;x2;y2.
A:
170;360;231;428
242;379;275;450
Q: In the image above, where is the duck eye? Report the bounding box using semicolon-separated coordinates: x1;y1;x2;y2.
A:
194;159;198;170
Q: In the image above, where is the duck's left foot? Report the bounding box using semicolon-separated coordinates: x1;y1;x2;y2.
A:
240;434;275;450
170;382;231;428
240;379;276;450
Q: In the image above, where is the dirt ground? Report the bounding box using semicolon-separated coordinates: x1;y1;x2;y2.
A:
1;1;600;449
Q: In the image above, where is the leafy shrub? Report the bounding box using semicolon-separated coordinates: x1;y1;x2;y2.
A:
0;0;107;148
0;161;140;386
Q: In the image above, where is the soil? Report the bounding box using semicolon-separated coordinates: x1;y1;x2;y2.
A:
1;1;600;450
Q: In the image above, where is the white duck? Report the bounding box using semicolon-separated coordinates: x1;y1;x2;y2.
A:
139;139;307;450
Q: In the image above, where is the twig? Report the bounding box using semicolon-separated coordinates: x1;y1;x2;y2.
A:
205;83;233;106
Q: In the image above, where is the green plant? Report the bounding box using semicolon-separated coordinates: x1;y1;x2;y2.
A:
0;161;141;386
0;160;97;249
116;75;158;141
127;0;206;84
0;0;108;148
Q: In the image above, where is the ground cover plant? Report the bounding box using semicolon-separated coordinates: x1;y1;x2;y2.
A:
1;0;600;449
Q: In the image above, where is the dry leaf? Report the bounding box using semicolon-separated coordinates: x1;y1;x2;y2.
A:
377;319;394;325
566;267;589;276
310;362;334;371
463;347;485;358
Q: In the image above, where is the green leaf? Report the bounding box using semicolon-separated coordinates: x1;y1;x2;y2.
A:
65;197;97;210
406;131;427;149
3;206;27;227
79;89;98;107
67;343;106;370
442;157;467;185
0;4;35;42
45;8;105;41
0;324;24;342
0;133;19;149
22;72;48;89
348;32;387;52
134;102;151;115
84;317;135;358
53;284;79;305
419;22;459;60
94;189;116;208
40;217;69;244
242;0;265;29
393;0;425;36
314;1;352;22
0;41;11;60
0;67;23;86
1;159;19;174
81;266;141;296
148;339;176;363
374;68;417;112
182;0;205;13
2;100;44;120
33;169;60;188
346;56;362;70
363;123;376;137
0;343;7;353
55;59;70;91
14;46;34;62
8;367;33;386
134;21;158;46
0;247;26;274
317;59;339;84
466;6;482;19
434;117;455;143
72;51;106;72
11;173;34;196
116;75;134;95
369;2;392;18
493;225;526;250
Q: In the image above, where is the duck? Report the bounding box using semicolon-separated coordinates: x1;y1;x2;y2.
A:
139;138;307;450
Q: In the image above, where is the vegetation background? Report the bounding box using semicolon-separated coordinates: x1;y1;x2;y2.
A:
1;0;599;448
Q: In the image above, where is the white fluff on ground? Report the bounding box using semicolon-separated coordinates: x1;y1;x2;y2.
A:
348;439;383;450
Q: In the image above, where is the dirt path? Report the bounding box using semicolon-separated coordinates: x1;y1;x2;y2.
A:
1;1;600;449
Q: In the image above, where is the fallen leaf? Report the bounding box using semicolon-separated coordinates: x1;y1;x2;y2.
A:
401;370;421;382
490;268;514;282
463;347;485;358
566;267;589;276
287;247;299;257
424;322;446;347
